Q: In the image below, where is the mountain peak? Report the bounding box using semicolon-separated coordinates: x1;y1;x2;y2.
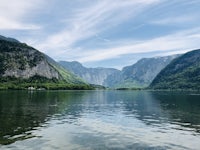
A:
0;35;20;43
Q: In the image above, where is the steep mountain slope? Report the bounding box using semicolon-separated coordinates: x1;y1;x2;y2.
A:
105;55;178;88
45;55;84;84
0;35;89;90
150;49;200;90
59;61;120;85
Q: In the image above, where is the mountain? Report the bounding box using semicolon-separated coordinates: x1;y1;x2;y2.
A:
0;35;90;90
150;49;200;90
59;61;120;86
0;35;20;43
105;55;178;88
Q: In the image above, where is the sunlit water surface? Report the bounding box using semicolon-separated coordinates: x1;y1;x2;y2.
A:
0;90;200;150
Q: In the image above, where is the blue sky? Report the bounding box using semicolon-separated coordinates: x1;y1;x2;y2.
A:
0;0;200;69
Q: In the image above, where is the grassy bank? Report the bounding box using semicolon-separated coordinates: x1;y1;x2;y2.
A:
0;76;94;90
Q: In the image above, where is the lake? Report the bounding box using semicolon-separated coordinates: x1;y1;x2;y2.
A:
0;90;200;150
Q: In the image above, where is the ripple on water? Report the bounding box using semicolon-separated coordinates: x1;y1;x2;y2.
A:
0;90;200;150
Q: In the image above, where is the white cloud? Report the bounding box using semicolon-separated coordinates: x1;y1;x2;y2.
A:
0;0;42;30
0;17;40;30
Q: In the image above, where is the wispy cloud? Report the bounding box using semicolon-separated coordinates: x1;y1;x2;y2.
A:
1;0;200;68
32;0;200;67
36;0;160;53
74;27;200;62
151;15;199;25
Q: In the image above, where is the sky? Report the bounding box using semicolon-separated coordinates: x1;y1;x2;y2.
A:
0;0;200;69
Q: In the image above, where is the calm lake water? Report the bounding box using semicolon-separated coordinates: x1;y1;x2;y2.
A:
0;90;200;150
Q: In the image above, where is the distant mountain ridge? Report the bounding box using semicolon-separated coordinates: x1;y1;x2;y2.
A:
104;55;178;88
59;61;120;85
59;55;178;88
150;49;200;89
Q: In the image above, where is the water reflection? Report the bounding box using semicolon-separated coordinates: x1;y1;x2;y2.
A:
152;91;200;133
0;90;200;149
0;90;88;144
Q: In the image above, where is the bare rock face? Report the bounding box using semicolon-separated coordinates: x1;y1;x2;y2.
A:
3;60;59;79
0;39;60;79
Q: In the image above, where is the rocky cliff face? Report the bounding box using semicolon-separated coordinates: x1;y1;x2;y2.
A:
0;35;84;85
59;61;119;85
105;55;178;88
3;61;59;79
0;39;59;79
